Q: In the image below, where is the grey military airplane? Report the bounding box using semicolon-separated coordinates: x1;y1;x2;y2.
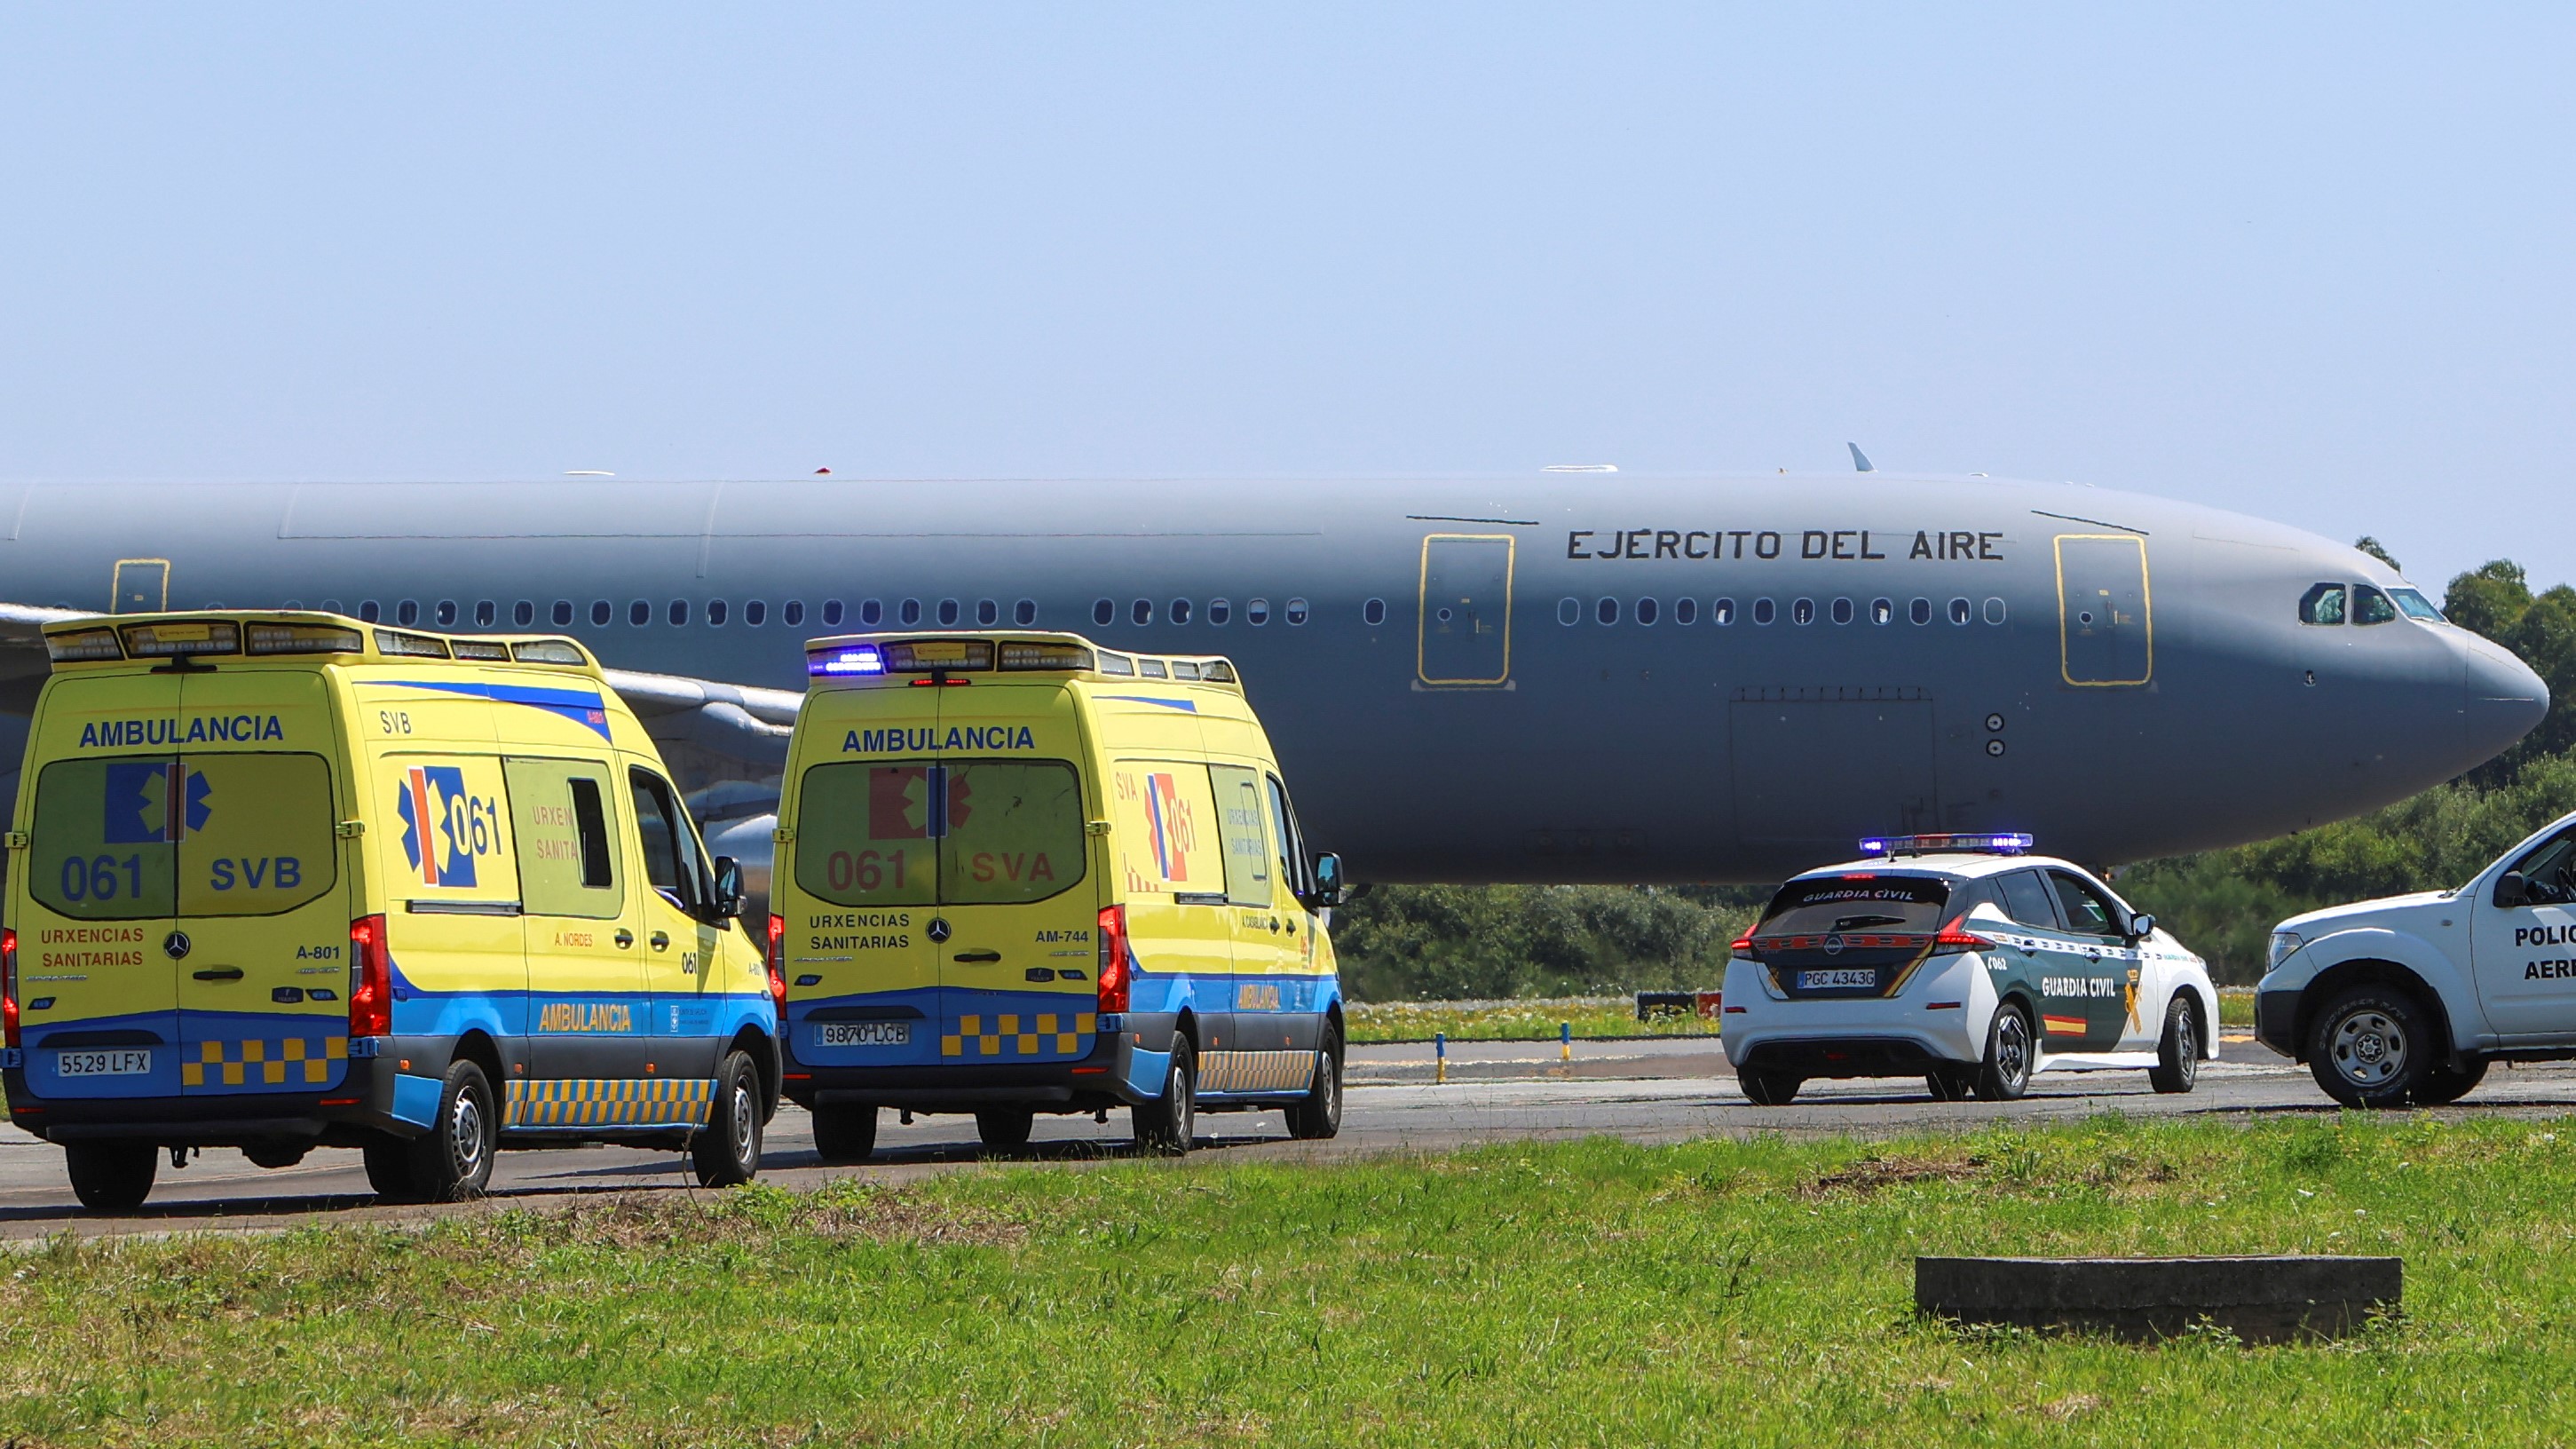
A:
0;471;2543;891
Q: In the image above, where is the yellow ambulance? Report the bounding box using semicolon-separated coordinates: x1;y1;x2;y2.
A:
2;612;781;1210
771;631;1347;1158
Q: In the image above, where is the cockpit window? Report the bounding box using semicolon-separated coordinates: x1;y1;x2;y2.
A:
2353;585;2397;626
2391;587;2444;622
2298;582;2347;625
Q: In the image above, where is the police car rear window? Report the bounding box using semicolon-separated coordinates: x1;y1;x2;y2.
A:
28;754;339;921
1752;875;1952;942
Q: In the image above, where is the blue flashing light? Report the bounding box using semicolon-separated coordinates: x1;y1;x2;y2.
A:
1860;831;2035;857
810;645;886;677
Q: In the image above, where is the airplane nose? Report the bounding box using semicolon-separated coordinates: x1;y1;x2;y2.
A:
2460;632;2549;762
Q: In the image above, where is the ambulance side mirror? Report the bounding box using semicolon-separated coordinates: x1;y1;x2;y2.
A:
1306;852;1345;911
712;856;747;920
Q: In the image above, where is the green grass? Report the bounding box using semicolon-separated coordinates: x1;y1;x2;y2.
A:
1347;988;2256;1043
9;1116;2576;1444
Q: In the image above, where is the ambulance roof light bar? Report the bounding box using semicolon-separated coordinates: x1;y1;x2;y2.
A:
38;610;602;675
1859;832;2035;858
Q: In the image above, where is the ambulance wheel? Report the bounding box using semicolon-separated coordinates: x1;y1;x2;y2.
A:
1925;1070;1976;1102
398;1059;497;1202
1975;1003;2033;1102
810;1105;878;1165
1737;1068;1801;1105
2148;996;2201;1095
1285;1025;1344;1140
241;1142;312;1170
975;1108;1035;1152
63;1142;156;1212
1133;1037;1197;1156
692;1051;764;1188
2414;1056;2489;1106
362;1137;421;1200
2308;986;2430;1110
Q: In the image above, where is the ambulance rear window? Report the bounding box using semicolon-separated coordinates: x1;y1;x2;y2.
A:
27;754;339;921
1753;875;1952;938
794;758;1085;907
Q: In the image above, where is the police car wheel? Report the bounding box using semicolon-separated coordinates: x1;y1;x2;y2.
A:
1976;1004;2033;1102
2414;1055;2488;1106
404;1059;498;1201
2148;997;2201;1095
1286;1025;1344;1140
63;1142;156;1212
810;1105;880;1164
692;1051;764;1188
1134;1037;1197;1155
1925;1071;1975;1102
976;1108;1036;1152
2308;986;2430;1109
1737;1068;1801;1105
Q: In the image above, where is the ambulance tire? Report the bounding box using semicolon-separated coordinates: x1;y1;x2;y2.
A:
1975;1003;2034;1102
241;1142;312;1170
810;1105;879;1165
396;1059;498;1202
2148;996;2201;1095
362;1137;422;1200
63;1142;156;1212
975;1108;1036;1152
1737;1068;1801;1105
692;1051;765;1188
1133;1038;1197;1156
1285;1025;1344;1140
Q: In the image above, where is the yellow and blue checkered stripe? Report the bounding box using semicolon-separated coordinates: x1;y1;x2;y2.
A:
1198;1049;1317;1094
506;1077;713;1128
182;1036;348;1088
944;1012;1095;1058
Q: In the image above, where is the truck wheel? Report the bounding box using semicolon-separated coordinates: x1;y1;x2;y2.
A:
2308;986;2430;1109
2148;996;2201;1095
399;1059;497;1201
691;1050;764;1187
63;1142;157;1212
2414;1056;2488;1106
1284;1023;1344;1140
1132;1037;1197;1156
1975;1003;2033;1102
975;1107;1036;1152
810;1104;879;1165
1737;1068;1801;1105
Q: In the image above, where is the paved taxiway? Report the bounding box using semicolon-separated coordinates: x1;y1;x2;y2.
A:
11;1038;2576;1239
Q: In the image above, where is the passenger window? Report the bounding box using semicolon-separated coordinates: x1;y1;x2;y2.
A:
792;762;939;906
1248;598;1270;625
397;601;421;626
1213;765;1274;907
1752;598;1776;625
1948;598;1972;625
1558;598;1579;626
1132;599;1153;626
1636;598;1658;625
2299;582;2348;625
475;600;496;627
1675;598;1698;625
2354;586;2397;626
823;600;845;627
514;601;534;626
1363;598;1385;626
628;768;708;915
2509;829;2576;906
435;601;458;626
1171;598;1193;625
745;600;766;627
939;761;1086;904
934;598;957;626
977;599;998;626
1791;598;1815;625
668;599;690;627
1998;870;2059;929
1872;598;1893;624
1015;599;1039;626
628;600;650;627
1285;598;1309;625
1094;599;1115;626
2047;870;2126;940
591;601;612;627
551;600;573;627
1910;598;1932;625
858;599;882;627
1597;598;1619;625
1205;598;1228;625
506;759;623;919
900;599;922;626
1830;598;1853;625
1713;598;1734;625
1984;597;2007;625
360;601;383;622
784;601;805;627
707;599;728;626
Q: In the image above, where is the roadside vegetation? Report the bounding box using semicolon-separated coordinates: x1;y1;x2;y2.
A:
1345;990;2253;1043
11;1116;2576;1445
1339;551;2576;995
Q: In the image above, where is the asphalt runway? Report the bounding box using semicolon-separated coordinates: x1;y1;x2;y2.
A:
11;1036;2576;1240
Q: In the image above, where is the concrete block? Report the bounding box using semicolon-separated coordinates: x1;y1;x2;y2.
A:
1916;1255;2401;1342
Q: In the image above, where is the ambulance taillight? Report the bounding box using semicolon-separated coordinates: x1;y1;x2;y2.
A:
349;915;392;1037
1;928;17;1049
1096;906;1131;1013
765;914;788;1019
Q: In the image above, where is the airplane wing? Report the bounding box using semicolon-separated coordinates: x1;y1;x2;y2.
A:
0;604;91;709
600;667;802;896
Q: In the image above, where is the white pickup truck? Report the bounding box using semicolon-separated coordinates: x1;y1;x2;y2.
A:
2256;810;2576;1106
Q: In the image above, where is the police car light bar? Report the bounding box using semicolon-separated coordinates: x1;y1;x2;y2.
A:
1859;832;2035;857
809;645;886;677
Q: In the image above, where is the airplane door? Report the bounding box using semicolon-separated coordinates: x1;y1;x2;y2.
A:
2055;535;2153;686
111;559;169;614
1417;534;1513;686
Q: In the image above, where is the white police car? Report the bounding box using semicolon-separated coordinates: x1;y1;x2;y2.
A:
2257;808;2576;1108
1722;835;2220;1104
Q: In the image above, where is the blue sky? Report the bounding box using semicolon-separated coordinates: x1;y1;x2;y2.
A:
2;4;2568;590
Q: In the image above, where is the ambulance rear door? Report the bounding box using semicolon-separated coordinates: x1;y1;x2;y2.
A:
16;674;185;1101
783;695;944;1070
169;666;354;1097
